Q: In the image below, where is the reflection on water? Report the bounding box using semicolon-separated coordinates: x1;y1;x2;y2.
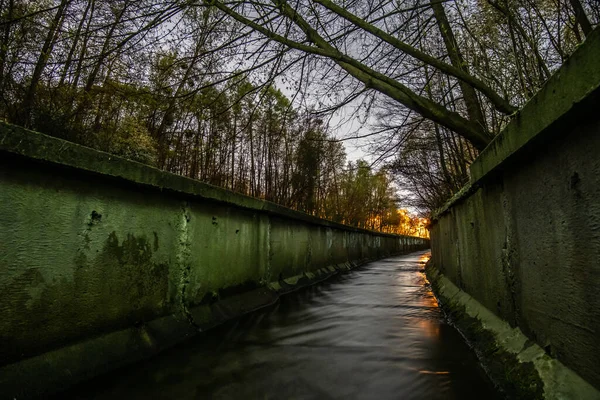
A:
419;253;431;264
62;250;499;400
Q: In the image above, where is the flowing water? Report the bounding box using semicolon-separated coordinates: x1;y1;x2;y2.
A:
63;250;499;399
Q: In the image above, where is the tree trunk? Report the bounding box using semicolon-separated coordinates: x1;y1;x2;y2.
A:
20;0;71;127
0;0;14;94
59;0;93;87
569;0;593;36
430;0;488;134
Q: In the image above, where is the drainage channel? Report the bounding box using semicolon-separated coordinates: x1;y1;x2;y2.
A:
61;250;499;399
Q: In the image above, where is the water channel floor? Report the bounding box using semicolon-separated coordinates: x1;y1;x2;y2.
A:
62;250;499;399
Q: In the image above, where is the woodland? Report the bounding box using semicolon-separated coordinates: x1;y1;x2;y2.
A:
0;0;597;236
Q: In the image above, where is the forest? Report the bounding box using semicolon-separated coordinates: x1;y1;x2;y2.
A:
0;0;597;236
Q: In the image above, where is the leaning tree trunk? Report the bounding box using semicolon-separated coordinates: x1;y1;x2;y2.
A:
569;0;593;36
430;0;489;135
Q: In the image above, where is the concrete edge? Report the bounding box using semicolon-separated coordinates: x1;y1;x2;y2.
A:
0;252;415;399
470;27;600;183
431;180;476;222
0;121;423;241
425;262;600;400
432;27;600;222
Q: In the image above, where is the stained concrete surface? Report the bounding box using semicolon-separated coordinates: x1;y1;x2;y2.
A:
426;262;600;399
0;128;427;398
59;250;498;400
430;27;600;390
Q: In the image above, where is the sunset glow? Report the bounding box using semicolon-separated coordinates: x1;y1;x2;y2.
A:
368;209;430;238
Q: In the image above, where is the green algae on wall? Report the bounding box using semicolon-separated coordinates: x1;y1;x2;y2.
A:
429;27;600;395
0;122;429;398
425;262;599;400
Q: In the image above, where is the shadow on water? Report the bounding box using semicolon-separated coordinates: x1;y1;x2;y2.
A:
60;250;500;399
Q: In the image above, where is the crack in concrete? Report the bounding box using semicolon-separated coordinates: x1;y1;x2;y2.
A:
177;202;200;330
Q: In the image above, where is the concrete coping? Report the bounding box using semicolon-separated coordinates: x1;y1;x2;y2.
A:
432;27;600;221
426;263;600;399
0;121;424;241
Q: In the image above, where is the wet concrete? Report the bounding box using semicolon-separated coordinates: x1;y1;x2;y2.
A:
61;250;499;399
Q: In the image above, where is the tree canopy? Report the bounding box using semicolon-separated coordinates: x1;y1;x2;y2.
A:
0;0;596;216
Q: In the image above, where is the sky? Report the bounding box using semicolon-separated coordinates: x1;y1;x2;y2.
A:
274;76;377;164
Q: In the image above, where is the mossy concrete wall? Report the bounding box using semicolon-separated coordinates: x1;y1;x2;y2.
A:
0;122;428;398
430;27;600;395
425;262;599;399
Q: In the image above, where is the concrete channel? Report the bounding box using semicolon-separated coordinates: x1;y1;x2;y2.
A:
58;250;498;400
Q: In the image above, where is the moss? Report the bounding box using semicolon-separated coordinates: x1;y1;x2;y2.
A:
426;261;544;399
431;27;600;224
0;121;427;243
0;231;170;366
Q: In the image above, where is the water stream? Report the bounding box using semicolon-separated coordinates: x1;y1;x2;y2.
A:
62;250;499;399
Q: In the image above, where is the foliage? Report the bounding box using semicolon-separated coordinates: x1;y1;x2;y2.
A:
108;117;158;165
0;0;595;223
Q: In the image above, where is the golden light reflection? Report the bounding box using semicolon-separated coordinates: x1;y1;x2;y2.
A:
415;252;440;339
418;370;450;375
416;318;441;339
418;290;439;308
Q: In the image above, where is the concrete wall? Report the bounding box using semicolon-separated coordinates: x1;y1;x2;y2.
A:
0;122;428;397
430;27;600;393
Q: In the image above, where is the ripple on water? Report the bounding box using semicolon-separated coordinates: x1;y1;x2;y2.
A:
59;250;499;400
